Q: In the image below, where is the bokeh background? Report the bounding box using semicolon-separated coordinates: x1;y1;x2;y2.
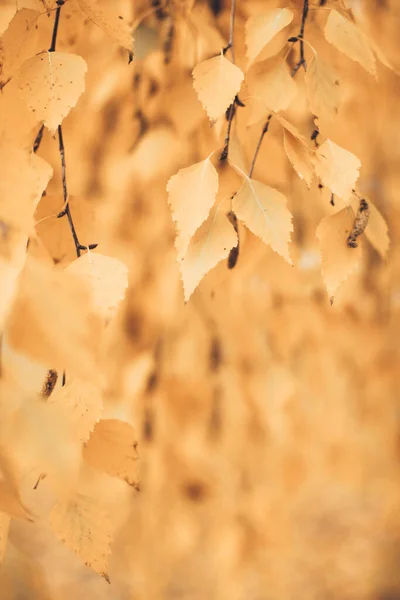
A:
1;0;400;598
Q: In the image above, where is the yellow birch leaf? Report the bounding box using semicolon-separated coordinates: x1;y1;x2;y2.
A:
305;54;340;122
192;53;244;121
50;493;112;580
0;512;10;565
17;51;87;133
78;0;133;53
314;139;361;201
245;8;294;67
232;179;293;264
0;142;53;231
324;10;376;76
5;258;100;382
49;376;103;443
0;9;43;87
275;114;308;144
65;253;128;322
83;419;139;487
167;158;219;260
283;130;314;188
180;207;237;302
248;59;297;124
316;207;362;302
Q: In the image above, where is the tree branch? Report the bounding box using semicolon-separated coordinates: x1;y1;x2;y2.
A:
48;2;98;257
291;0;309;76
220;0;240;162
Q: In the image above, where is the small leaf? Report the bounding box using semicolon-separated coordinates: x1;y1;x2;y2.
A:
50;493;112;580
83;419;139;487
316;207;362;301
232;179;293;264
324;10;376;76
248;58;297;124
245;8;294;67
78;0;134;53
180;207;237;301
314;139;361;201
305;55;340;122
192;53;244;121
167;158;219;260
65;253;128;321
17;51;87;133
283;130;314;188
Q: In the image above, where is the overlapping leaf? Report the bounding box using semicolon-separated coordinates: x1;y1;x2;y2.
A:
17;51;87;133
305;55;340;122
167;158;219;260
232;179;293;264
192;53;244;121
314;140;361;201
245;8;294;66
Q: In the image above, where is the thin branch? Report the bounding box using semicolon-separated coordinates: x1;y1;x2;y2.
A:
47;2;98;257
248;115;272;178
49;0;64;52
220;0;239;162
291;0;309;76
33;124;44;153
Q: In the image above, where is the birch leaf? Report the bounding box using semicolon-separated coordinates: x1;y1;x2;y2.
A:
17;51;87;133
180;207;237;302
314;140;361;201
249;59;297;124
192;54;244;121
50;493;112;581
232;179;293;264
305;54;340;122
246;9;294;67
316;207;362;302
283;130;314;188
78;0;134;53
167;158;219;260
324;10;376;76
66;253;129;321
0;9;42;87
83;419;139;487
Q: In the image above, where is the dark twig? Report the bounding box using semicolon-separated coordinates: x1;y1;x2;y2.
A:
291;0;309;76
220;0;239;162
33;125;45;153
248;115;272;178
48;3;98;257
49;0;64;52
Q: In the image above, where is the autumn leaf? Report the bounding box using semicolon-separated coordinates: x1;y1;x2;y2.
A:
83;419;139;487
324;10;376;77
232;179;293;264
314;140;361;201
283;130;314;188
245;8;294;67
17;51;87;133
192;53;244;121
248;58;297;124
78;0;134;54
305;55;340;122
167;158;219;260
180;206;237;301
316;207;362;302
65;253;129;321
50;493;112;580
0;9;44;88
49;375;103;443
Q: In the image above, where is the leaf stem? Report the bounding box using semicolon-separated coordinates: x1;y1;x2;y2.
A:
248;115;272;178
291;0;309;76
220;0;240;162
